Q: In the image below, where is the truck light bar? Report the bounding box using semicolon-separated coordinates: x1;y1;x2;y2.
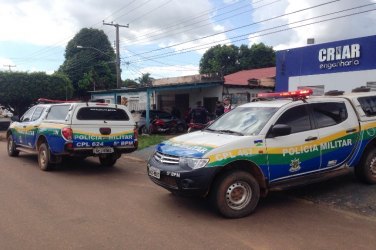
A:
257;89;313;100
37;98;80;103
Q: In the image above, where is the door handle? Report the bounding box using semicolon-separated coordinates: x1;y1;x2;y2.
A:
305;136;318;141
346;128;357;133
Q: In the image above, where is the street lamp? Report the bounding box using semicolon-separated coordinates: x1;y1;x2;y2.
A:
76;45;121;89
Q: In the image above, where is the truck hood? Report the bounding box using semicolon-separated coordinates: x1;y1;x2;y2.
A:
156;131;245;158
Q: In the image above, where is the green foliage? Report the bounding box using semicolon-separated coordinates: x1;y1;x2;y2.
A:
199;43;275;76
58;28;116;98
138;73;153;87
138;134;169;150
123;79;139;88
0;71;73;115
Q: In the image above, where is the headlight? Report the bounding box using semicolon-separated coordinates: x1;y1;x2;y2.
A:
179;157;209;170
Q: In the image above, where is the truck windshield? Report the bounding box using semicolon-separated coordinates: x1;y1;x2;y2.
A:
207;107;278;136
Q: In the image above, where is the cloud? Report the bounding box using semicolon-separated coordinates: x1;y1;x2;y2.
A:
0;0;227;52
249;0;376;50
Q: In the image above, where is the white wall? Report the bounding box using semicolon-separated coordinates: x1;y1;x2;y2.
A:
289;69;376;93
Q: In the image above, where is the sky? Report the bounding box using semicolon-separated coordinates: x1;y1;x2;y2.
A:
1;0;376;82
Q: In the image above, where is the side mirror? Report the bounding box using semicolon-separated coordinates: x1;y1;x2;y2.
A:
270;124;291;137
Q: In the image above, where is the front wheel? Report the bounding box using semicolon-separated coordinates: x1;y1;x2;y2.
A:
355;147;376;184
99;154;117;167
7;135;19;157
211;171;260;218
38;143;52;171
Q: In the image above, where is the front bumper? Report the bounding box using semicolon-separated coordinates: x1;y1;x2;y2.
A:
147;154;218;197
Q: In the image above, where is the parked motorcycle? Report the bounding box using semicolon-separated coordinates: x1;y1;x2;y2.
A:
142;117;179;134
187;122;208;133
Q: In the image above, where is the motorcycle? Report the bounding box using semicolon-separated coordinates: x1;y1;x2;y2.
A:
187;122;208;133
142;117;178;134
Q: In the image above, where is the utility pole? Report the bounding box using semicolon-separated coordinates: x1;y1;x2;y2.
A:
3;65;16;72
103;21;129;89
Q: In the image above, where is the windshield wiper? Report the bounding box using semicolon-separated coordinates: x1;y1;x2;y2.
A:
217;130;244;136
203;128;216;132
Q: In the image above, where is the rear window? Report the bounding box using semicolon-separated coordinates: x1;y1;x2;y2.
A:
76;107;129;121
358;96;376;116
46;105;70;120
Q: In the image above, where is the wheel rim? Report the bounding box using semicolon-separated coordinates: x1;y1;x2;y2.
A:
225;181;252;210
40;148;47;167
370;157;376;176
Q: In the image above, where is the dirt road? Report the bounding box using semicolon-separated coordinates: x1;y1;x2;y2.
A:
0;141;376;249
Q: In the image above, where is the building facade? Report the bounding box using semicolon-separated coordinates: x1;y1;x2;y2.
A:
276;35;376;94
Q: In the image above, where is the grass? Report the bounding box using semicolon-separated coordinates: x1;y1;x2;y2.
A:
137;134;170;150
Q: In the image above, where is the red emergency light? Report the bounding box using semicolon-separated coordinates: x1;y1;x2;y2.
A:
257;89;313;100
37;98;79;103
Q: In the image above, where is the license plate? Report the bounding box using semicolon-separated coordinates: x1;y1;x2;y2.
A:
93;147;114;154
148;166;161;179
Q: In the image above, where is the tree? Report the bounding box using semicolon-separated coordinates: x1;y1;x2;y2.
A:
58;28;116;98
199;43;275;76
123;79;139;88
0;71;73;115
247;43;275;69
138;73;153;87
199;45;239;77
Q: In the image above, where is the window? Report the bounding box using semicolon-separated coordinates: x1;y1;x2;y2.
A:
358;96;376;116
76;107;129;121
312;102;347;128
208;106;278;135
31;107;45;121
21;106;36;122
276;105;312;133
46;105;70;121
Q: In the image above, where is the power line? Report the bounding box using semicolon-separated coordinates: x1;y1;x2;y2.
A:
103;21;129;88
127;4;376;63
125;0;340;60
3;65;16;72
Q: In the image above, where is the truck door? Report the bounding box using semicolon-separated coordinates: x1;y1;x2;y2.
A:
24;107;45;147
310;101;359;169
266;104;321;181
15;106;36;146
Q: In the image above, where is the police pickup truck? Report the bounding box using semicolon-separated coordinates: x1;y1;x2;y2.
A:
147;89;376;218
7;99;137;170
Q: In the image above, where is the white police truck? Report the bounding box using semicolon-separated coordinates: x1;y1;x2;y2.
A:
7;99;138;170
147;89;376;218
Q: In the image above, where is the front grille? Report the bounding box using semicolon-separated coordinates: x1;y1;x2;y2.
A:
154;151;179;165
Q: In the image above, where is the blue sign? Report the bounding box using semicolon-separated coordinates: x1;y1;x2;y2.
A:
276;35;376;91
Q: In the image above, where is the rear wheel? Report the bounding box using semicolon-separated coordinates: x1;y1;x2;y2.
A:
38;143;52;171
211;171;260;218
7;135;19;157
99;154;117;167
355;147;376;184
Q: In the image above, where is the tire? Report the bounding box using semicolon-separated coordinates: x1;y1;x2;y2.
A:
38;143;52;171
7;135;19;157
176;124;185;133
99;154;117;167
355;147;376;184
211;171;260;218
141;126;149;135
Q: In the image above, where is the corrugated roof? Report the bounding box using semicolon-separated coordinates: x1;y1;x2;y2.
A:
224;67;276;87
